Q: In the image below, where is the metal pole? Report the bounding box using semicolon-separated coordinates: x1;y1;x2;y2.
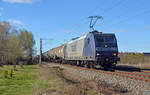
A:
39;38;42;64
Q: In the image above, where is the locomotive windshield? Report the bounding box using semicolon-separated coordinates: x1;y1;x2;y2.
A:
105;36;116;43
94;34;117;47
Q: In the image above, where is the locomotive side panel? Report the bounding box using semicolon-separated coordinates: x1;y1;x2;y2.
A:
64;34;95;61
82;33;96;61
64;35;86;60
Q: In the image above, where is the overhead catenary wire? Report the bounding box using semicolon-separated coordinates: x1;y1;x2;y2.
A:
60;0;125;38
103;0;150;22
100;0;126;16
75;0;126;32
80;0;125;22
38;37;66;55
69;0;107;34
41;1;150;53
97;0;149;30
78;0;106;22
103;9;150;29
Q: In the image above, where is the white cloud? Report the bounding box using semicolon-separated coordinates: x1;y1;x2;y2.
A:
60;30;75;34
2;0;39;4
8;19;26;26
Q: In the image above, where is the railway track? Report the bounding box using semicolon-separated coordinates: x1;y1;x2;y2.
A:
48;62;150;95
115;70;150;78
55;63;150;83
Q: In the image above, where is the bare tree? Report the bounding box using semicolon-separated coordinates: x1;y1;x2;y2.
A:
19;29;35;63
0;21;35;66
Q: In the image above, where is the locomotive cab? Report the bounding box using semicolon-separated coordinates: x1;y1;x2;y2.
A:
93;31;120;67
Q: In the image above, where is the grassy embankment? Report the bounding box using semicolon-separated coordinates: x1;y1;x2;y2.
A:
35;64;127;95
0;64;100;95
0;64;127;95
35;64;101;95
118;54;150;67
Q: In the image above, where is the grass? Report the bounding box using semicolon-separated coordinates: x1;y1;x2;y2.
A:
62;67;127;95
0;64;128;95
51;66;100;95
34;65;67;95
0;64;69;95
0;65;39;95
35;65;102;95
118;54;150;64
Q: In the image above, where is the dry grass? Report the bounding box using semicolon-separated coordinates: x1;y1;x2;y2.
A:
34;64;131;95
34;65;67;95
34;64;101;95
118;54;150;65
97;80;129;95
62;67;128;95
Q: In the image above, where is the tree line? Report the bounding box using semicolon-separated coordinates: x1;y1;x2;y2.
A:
0;21;36;65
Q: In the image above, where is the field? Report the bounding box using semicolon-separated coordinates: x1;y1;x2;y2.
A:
0;58;150;95
118;54;150;67
0;64;103;95
0;65;39;95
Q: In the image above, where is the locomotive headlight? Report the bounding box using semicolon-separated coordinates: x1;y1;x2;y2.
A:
96;53;100;56
113;53;117;56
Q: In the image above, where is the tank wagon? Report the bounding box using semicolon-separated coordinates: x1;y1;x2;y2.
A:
44;45;66;63
44;30;120;68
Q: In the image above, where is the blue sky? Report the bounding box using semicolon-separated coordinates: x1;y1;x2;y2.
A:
0;0;150;53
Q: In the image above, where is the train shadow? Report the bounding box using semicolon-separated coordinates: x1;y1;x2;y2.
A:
141;68;150;71
95;65;142;72
114;65;141;72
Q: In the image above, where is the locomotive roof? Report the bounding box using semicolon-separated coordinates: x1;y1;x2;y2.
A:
43;30;116;56
68;34;87;44
68;31;115;44
91;30;115;35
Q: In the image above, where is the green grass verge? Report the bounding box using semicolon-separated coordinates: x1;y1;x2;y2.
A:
0;64;123;95
0;65;39;95
34;65;67;95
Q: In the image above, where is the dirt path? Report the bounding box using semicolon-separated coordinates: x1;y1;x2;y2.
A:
34;64;129;95
34;65;67;95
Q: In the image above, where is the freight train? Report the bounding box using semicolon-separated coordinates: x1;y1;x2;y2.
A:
43;30;120;69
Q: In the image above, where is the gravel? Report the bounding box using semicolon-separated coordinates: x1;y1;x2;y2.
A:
48;63;150;95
